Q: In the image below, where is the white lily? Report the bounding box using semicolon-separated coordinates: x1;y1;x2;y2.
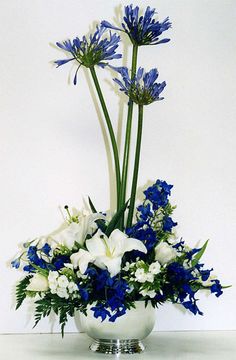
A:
52;210;105;249
71;249;95;274
71;229;147;277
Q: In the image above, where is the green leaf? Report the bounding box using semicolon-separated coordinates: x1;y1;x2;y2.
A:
29;263;49;277
105;201;129;236
88;196;97;213
191;240;209;267
221;285;232;289
88;196;107;232
15;275;33;310
34;297;52;329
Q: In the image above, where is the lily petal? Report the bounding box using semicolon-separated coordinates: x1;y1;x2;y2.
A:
108;229;126;256
70;249;95;274
122;237;147;254
86;230;107;256
108;229;147;256
96;256;122;277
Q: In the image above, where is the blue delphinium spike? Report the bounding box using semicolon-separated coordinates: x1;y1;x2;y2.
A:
11;258;20;269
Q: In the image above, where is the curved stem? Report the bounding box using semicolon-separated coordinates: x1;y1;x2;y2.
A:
120;44;138;229
90;66;121;211
127;105;144;228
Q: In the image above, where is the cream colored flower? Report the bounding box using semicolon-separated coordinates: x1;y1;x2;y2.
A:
155;242;177;265
26;274;49;292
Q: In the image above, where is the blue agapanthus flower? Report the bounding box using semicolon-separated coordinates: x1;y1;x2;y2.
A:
113;67;166;105
55;26;122;84
101;4;171;46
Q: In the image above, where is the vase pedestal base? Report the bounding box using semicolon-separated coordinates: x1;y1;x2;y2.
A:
89;338;145;354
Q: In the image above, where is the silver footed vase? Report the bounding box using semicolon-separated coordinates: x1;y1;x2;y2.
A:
80;301;156;354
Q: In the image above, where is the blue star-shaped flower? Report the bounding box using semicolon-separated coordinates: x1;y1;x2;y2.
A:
101;4;171;46
55;26;121;84
113;66;166;105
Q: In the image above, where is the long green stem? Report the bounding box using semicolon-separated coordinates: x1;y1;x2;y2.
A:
120;44;138;229
90;66;121;210
127;105;144;228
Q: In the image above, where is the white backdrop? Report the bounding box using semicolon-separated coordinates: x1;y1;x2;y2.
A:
0;0;236;334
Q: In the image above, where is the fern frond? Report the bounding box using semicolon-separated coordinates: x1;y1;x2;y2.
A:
15;275;33;310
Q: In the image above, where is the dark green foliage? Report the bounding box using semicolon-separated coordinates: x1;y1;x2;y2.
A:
34;294;86;337
88;196;107;232
16;275;33;310
105;201;129;236
191;240;209;267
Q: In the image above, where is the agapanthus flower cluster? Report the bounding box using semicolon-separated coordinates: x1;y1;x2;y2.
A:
101;4;171;46
113;67;166;105
12;180;223;332
55;26;121;84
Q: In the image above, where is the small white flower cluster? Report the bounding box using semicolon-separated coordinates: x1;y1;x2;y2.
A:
134;261;161;283
139;288;156;298
48;271;78;299
124;260;162;299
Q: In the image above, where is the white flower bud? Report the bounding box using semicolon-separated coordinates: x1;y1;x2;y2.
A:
26;274;49;292
155;242;177;265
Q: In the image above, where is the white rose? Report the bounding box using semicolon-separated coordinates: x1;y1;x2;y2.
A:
26;274;49;292
155;242;177;265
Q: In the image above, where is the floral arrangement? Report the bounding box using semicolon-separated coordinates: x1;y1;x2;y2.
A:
12;4;224;336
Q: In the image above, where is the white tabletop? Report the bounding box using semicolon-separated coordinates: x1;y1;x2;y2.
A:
0;331;235;360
